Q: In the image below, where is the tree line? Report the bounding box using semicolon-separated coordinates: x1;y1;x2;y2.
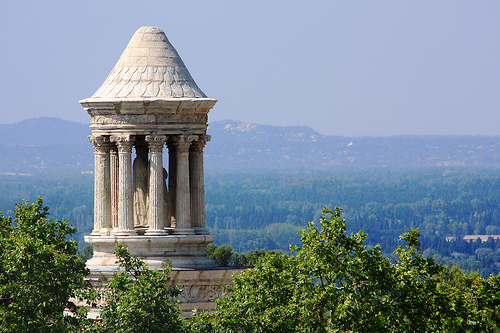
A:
2;201;499;332
1;167;500;275
205;168;500;276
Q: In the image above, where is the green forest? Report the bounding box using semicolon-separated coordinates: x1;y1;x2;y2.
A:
2;200;499;332
1;167;500;276
205;168;500;276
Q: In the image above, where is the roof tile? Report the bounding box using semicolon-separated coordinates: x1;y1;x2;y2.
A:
91;26;207;99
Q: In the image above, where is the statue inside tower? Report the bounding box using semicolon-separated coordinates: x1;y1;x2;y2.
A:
163;168;170;228
133;145;149;227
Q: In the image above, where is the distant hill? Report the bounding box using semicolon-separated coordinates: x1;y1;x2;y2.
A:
206;120;500;171
0;117;499;174
0;118;93;174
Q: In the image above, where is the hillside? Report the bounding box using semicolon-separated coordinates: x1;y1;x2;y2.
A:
0;117;499;174
206;120;500;171
0;118;93;174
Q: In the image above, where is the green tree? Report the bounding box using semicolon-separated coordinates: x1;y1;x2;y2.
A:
94;244;185;333
0;198;89;332
78;244;94;262
232;249;275;267
207;244;282;267
438;265;500;332
190;207;500;332
207;244;234;266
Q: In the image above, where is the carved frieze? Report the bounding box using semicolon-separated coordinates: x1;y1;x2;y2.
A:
176;285;223;303
91;113;207;126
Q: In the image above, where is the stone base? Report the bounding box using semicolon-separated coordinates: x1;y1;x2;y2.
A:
85;234;216;269
86;266;246;318
84;234;246;318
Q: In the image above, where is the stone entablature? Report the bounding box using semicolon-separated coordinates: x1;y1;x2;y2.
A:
82;100;216;133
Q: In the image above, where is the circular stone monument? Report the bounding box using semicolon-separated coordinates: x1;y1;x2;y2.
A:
80;26;217;270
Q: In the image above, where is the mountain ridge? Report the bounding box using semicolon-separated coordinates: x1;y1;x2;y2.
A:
0;117;498;174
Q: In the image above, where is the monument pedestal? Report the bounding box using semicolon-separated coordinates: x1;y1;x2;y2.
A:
86;261;245;318
85;234;216;269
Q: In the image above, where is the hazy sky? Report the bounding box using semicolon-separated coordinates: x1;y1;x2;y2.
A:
1;1;499;136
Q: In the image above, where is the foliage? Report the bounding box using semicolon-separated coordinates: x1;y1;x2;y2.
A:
437;266;500;332
93;244;185;333
0;173;94;251
207;243;282;267
205;169;500;276
190;208;500;333
232;249;280;267
2;168;500;274
207;243;234;266
0;198;89;332
78;244;93;262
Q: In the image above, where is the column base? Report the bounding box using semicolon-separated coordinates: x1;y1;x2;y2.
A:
90;230;101;236
170;228;196;235
114;230;137;236
99;227;112;236
194;228;211;235
145;229;168;236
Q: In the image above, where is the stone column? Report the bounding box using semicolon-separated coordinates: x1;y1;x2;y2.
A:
167;139;177;228
171;134;197;234
145;134;168;235
89;134;111;236
111;134;136;236
190;135;211;234
110;145;119;230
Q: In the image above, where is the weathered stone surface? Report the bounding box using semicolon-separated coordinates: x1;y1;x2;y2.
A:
85;267;245;318
81;27;230;315
84;234;216;269
90;113;208;127
80;26;217;134
145;134;168;235
91;26;207;99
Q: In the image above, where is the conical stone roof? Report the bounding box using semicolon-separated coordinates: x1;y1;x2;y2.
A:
90;26;207;99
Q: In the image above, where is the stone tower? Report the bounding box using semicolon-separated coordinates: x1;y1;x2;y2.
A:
80;27;217;270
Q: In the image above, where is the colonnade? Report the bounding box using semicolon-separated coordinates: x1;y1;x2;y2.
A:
89;133;210;236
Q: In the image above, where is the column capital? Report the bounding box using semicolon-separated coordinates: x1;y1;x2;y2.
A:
190;135;211;152
146;134;167;152
89;135;110;152
169;134;198;153
110;134;134;152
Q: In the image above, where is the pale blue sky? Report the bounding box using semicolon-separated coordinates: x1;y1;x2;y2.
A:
1;1;499;136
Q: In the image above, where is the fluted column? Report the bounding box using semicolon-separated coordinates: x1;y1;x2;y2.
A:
171;134;197;234
89;135;111;235
145;134;167;235
190;135;211;234
111;134;136;236
110;145;119;230
167;139;177;228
